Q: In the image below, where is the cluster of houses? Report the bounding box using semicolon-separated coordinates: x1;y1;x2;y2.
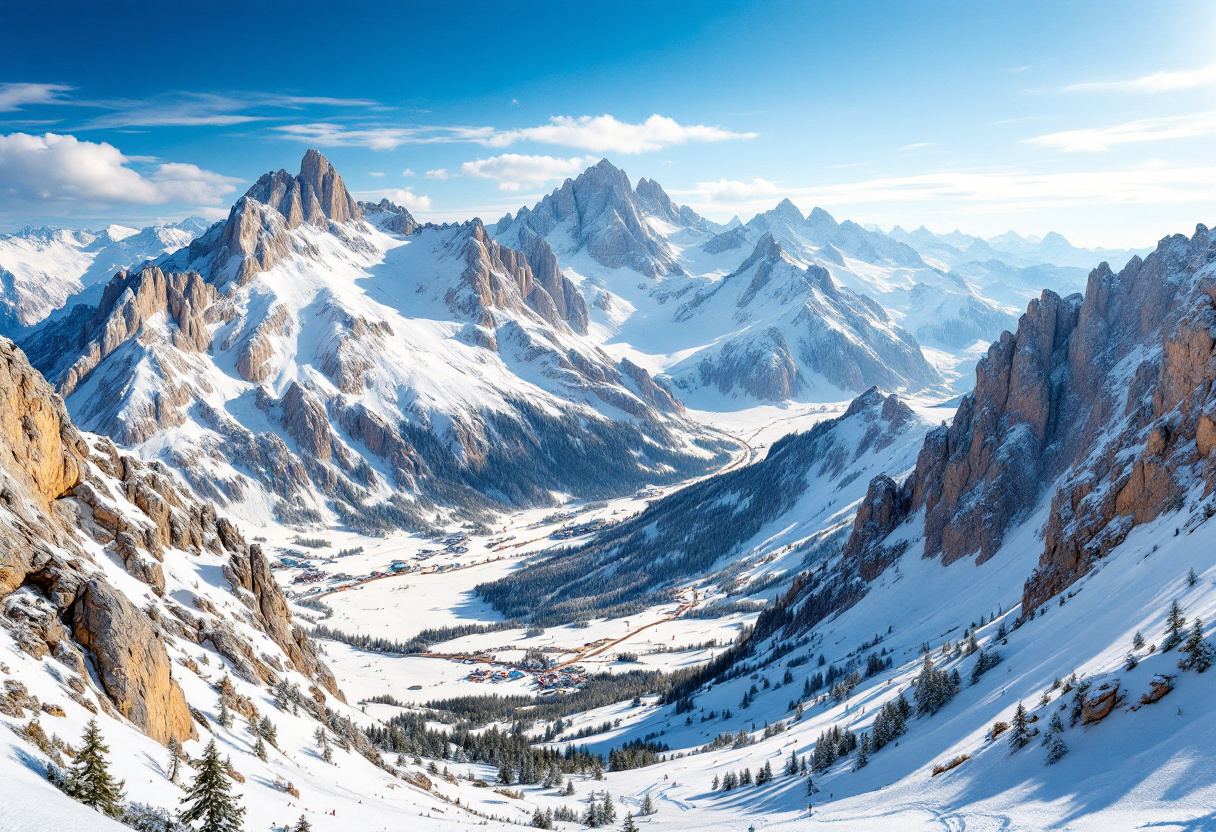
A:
535;666;588;694
549;517;610;540
466;667;527;684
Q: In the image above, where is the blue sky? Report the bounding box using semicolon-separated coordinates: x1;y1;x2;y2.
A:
1;0;1213;246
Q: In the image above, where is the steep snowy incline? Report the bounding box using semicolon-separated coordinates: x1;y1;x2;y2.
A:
0;219;207;332
20;151;727;532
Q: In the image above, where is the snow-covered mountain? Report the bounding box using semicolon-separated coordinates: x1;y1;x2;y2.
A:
667;234;942;400
889;224;1148;271
493;160;1112;403
0;218;208;332
19;151;727;532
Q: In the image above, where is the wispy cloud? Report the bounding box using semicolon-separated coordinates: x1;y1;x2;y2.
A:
273;114;754;154
80;92;381;129
897;142;935;151
1026;111;1216;152
0;83;74;111
425;169;450;180
678;163;1216;214
272;122;494;151
1064;61;1216;93
692;178;781;202
460;154;595;191
483;114;755;154
0;132;239;207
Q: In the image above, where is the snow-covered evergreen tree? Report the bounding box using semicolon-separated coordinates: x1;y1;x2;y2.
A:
1044;712;1068;764
1178;618;1214;672
179;739;245;832
1008;702;1031;751
1163;600;1187;650
67;719;126;817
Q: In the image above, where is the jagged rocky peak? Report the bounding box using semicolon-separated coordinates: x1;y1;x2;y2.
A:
168;149;366;286
245;148;362;229
837;222;1216;619
450;219;589;334
497;158;684;278
360;197;419;235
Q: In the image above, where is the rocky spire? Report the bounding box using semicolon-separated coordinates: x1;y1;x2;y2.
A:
243;149;362;230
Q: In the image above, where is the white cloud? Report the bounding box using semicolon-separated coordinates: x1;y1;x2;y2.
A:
0;83;73;112
356;187;432;213
273;114;753;154
402;169;415;177
367;171;385;177
1025;111;1216;152
897;142;935;151
425;169;450;180
1064;62;1216;93
273;122;494;151
0;132;240;207
678;164;1216;215
694;178;781;202
460;154;595;191
80;92;381;130
485;114;755;154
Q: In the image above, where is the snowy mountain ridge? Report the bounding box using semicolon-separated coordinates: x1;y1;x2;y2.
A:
0;218;209;332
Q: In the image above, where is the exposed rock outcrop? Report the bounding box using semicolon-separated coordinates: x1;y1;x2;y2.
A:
836;223;1216;621
69;578;195;744
0;334;343;745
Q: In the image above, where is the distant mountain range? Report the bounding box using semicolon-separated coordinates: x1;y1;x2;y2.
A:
8;151;1150;530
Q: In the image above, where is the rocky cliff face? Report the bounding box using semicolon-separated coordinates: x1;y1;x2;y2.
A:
832;222;1216;624
0;336;341;746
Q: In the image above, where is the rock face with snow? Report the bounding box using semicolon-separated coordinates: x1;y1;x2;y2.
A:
21;151;722;531
670;234;943;399
496;159;716;278
0;219;207;332
0;335;336;744
830;223;1216;621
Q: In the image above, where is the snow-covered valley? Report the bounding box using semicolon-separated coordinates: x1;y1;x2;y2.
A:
0;148;1210;832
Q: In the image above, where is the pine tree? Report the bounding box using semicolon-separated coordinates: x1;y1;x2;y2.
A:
565;780;576;796
1163;600;1187;650
293;814;312;832
1044;713;1068;764
1187;567;1199;587
253;736;267;761
856;732;870;768
1008;702;1031;751
786;748;799;776
167;737;185;785
1178;618;1215;672
711;774;719;791
761;760;774;785
640;791;654;815
179;740;245;832
602;791;616;823
217;696;232;728
68;719;126;816
621;812;640;832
